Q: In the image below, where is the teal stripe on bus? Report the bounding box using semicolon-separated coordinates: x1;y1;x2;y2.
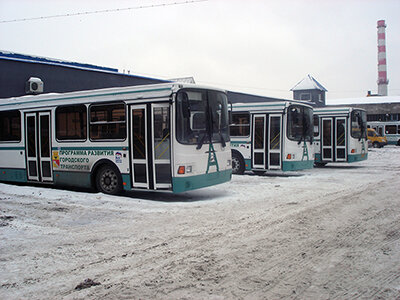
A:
231;141;250;144
53;171;131;190
0;87;171;107
0;168;27;183
348;153;368;162
282;160;314;171
52;146;129;151
0;146;25;150
172;169;232;193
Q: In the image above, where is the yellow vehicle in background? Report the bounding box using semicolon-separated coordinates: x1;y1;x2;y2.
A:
367;128;387;148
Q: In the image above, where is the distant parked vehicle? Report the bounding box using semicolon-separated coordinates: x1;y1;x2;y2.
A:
313;107;368;166
367;128;387;148
368;121;400;146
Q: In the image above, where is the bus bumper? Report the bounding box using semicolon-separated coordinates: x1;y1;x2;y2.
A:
282;160;314;171
172;169;232;193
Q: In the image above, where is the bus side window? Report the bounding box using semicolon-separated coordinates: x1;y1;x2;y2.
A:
229;112;250;137
56;105;87;141
313;115;319;137
0;110;21;142
89;103;126;140
385;125;397;135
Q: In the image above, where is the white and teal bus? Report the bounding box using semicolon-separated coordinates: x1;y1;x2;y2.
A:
313;107;368;166
368;121;400;146
0;83;232;194
229;102;314;175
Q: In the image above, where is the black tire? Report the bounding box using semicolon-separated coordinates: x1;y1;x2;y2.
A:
314;162;327;167
373;142;380;148
95;164;122;195
397;140;400;146
252;170;265;176
232;151;245;175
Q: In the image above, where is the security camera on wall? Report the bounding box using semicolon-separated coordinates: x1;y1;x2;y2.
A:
25;77;44;94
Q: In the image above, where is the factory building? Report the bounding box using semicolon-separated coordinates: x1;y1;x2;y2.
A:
0;51;166;99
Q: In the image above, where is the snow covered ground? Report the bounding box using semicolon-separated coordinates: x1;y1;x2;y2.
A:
1;146;400;299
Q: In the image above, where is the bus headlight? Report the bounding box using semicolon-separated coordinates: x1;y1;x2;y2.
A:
227;159;231;166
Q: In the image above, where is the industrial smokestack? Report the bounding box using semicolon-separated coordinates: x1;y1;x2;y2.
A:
377;20;388;96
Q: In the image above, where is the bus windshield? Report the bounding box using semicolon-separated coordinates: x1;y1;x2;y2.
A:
287;105;313;142
351;110;367;139
176;89;230;148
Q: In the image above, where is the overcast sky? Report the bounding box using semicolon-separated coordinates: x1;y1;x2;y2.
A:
1;0;399;101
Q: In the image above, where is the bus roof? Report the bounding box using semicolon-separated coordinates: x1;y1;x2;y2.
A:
314;106;366;116
231;101;313;112
0;83;227;110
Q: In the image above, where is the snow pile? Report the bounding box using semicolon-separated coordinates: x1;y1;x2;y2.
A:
1;147;400;299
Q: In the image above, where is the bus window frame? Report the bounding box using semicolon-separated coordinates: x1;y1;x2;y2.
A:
89;101;127;142
230;111;251;137
313;115;320;137
0;110;22;143
55;104;88;142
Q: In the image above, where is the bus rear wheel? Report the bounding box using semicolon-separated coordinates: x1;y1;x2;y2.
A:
96;165;122;195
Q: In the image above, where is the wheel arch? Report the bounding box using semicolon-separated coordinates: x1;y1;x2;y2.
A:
231;149;244;161
90;159;122;189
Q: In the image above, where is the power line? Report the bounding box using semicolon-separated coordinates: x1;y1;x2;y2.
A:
0;0;207;24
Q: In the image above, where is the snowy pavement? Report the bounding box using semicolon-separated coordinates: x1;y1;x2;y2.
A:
1;146;400;299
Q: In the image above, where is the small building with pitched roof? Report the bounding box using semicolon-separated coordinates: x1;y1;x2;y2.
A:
291;74;327;107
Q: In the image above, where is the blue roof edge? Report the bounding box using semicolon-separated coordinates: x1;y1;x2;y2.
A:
0;50;118;72
0;50;170;83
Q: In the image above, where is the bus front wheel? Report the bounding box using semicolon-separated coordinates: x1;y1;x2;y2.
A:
232;151;245;175
96;165;122;195
252;170;265;176
314;162;327;167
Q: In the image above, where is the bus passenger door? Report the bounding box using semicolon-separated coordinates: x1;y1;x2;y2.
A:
151;104;171;190
321;118;333;161
335;117;347;161
130;104;171;190
25;111;53;182
268;114;282;169
252;114;267;169
131;105;149;189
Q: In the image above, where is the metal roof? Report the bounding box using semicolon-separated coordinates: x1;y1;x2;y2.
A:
290;74;327;92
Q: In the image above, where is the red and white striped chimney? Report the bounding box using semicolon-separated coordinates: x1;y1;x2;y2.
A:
377;20;388;96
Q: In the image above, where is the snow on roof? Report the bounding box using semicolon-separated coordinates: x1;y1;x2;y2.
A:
290;74;327;92
169;77;196;84
326;95;400;105
0;50;117;72
0;50;169;83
